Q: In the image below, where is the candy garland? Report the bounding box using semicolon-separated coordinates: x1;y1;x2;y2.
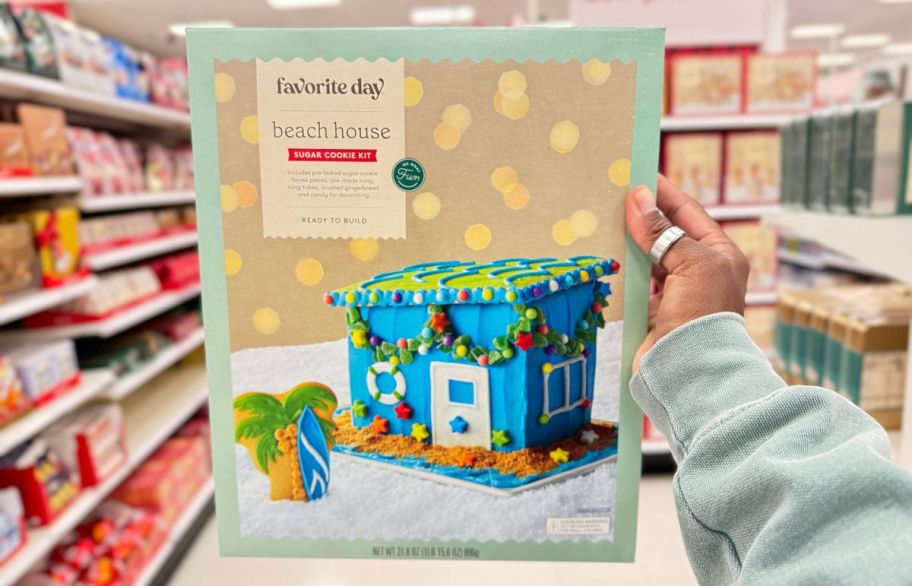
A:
345;283;610;369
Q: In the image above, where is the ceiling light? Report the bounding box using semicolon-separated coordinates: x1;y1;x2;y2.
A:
883;43;912;55
410;5;476;26
169;20;234;37
267;0;342;9
790;24;845;39
817;53;856;67
878;0;912;4
841;34;891;48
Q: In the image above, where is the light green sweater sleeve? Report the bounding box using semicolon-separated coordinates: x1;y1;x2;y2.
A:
630;312;912;585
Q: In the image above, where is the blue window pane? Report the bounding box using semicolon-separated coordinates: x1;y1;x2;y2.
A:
376;372;397;393
569;361;584;403
548;369;564;411
448;379;475;405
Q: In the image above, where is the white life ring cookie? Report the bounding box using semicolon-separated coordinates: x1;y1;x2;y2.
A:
366;362;406;405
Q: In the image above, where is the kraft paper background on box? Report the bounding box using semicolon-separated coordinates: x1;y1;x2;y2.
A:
187;28;663;562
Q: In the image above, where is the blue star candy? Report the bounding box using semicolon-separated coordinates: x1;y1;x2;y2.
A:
449;416;468;434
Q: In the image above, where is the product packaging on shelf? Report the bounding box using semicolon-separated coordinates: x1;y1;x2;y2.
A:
0;339;80;405
806;111;833;211
662;132;722;205
9;206;82;286
0;124;33;177
0;439;80;526
0;488;25;565
16;104;73;177
0;356;32;427
779;116;810;208
827;108;856;213
10;7;59;79
670;53;743;115
721;221;779;294
745;53;816;113
0;222;41;299
43;404;128;488
0;5;28;72
850;100;912;216
723;131;781;204
146;309;201;342
77;328;170;376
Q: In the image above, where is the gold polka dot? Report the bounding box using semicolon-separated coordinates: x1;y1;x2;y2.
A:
214;73;236;103
570;209;598;237
433;122;461;150
464;224;492;251
349;238;379;262
549;120;580;154
404;77;424;107
295;258;324;286
581;59;612;86
220;185;238;212
252;308;280;335
498;70;527;100
412;192;441;220
493;92;504;115
503;183;530;210
442;104;472;132
240;115;259;144
608;158;632;186
490;166;519;193
233;180;258;208
500;94;530;120
552;219;578;246
224;249;242;276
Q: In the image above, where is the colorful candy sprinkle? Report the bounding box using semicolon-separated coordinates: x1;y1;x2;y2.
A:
482;288;494;301
456;345;468;358
477;354;489;366
457;288;470;301
396;338;408;349
505;290;518;302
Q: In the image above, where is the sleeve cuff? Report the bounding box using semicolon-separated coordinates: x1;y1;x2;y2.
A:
630;312;787;461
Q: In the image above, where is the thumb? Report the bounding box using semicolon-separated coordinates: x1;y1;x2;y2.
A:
625;186;697;273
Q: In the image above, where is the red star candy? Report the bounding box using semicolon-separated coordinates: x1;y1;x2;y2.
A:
515;332;534;351
394;401;413;419
430;312;450;333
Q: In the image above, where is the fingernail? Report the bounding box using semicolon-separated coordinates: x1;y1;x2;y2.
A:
633;187;655;214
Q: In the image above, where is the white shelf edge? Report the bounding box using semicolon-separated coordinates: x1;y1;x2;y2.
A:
132;479;214;586
79;191;196;213
84;232;198;272
746;291;778;305
0;283;200;341
661;113;793;131
0;69;190;132
0;276;98;327
0;176;83;198
105;328;205;401
707;204;781;220
0;371;208;586
0;370;114;456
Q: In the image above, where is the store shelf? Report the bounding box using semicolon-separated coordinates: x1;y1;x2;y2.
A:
0;69;190;132
133;479;214;586
661;114;793;131
0;365;207;586
0;370;114;456
0;176;83;198
0;283;200;342
765;211;912;286
104;327;205;401
83;232;198;271
0;277;98;327
707;204;780;221
79;190;196;213
746;291;777;305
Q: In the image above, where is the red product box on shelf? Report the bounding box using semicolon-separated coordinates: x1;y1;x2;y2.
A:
668;51;745;116
147;311;201;342
44;405;128;489
0;440;80;526
150;251;199;290
0;488;27;566
0;340;80;406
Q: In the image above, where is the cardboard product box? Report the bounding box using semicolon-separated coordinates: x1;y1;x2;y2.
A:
724;131;781;204
0;440;80;526
0;5;28;72
806;111;833;211
823;310;851;392
662;133;722;205
2;340;79;405
9;7;58;79
779;117;810;208
745;53;816;114
43;404;128;488
670;53;743;115
850;100;912;215
12;207;81;286
0;222;40;300
0;356;32;427
744;305;776;353
0;124;32;176
827;108;856;213
16;104;73;177
721;221;778;294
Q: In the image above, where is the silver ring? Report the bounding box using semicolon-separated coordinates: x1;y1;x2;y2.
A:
649;226;685;265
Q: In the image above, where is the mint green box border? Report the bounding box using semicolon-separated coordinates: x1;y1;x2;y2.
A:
187;27;664;562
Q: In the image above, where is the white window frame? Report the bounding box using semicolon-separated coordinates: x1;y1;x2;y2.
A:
541;356;587;419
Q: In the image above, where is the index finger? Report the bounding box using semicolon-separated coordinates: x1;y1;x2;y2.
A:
655;174;742;258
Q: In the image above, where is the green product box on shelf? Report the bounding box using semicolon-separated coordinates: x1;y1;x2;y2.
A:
187;27;662;562
851;100;912;216
822;311;850;393
806;111;833;211
827;108;855;213
779;117;810;208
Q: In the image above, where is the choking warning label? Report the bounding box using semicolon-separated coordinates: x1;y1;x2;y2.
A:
546;517;612;535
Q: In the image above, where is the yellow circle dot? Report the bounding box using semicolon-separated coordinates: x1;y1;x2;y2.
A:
350;238;379;262
455;345;468;358
498;70;527;100
442;104;472;132
390;355;400;366
500;93;530;121
570;209;598;237
464;224;492;251
581;59;612;86
214;73;236;103
608;158;632;187
503;183;530;210
542;363;553;374
490;166;519;193
295;258;324;286
220;185;238;213
233;180;258;208
549;120;580;154
552;219;577;246
412;192;441;220
404;76;424;107
493;92;504;115
481;289;493;301
240;115;259;144
433;122;461;150
579;270;590;282
252;308;280;335
224;249;242;276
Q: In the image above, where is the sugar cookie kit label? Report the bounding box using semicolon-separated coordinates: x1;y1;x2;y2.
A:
255;58;406;239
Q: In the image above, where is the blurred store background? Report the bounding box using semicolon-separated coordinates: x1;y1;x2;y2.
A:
0;0;909;584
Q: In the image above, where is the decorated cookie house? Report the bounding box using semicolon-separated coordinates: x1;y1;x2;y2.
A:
324;256;619;453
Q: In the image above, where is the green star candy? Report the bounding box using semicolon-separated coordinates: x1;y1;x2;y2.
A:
491;429;511;448
352;400;368;418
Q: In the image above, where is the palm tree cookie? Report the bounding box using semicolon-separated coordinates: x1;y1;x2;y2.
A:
233;382;337;501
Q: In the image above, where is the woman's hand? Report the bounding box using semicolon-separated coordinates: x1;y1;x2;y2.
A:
625;175;751;370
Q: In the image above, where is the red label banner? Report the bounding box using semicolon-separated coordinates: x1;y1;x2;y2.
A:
287;148;378;162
